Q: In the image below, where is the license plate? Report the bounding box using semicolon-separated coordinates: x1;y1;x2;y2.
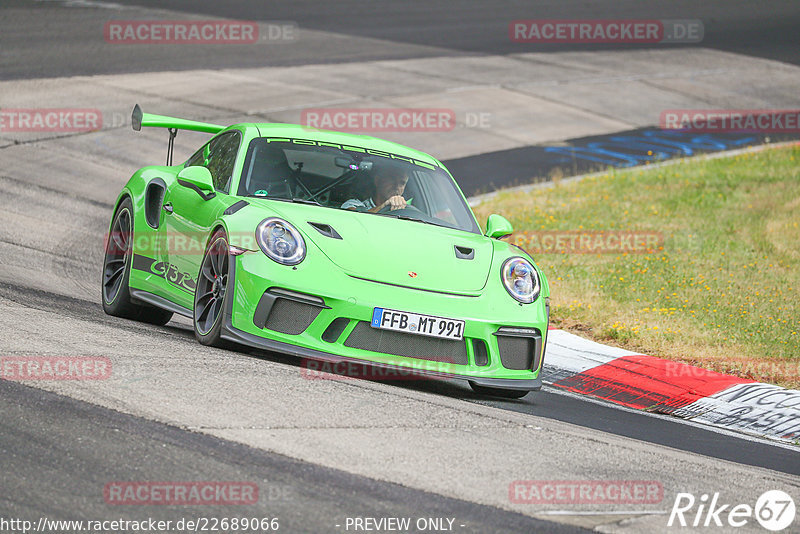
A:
371;307;464;341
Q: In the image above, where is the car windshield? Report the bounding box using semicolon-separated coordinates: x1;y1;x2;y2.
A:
237;138;480;234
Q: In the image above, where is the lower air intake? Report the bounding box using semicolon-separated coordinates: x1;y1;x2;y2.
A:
496;330;542;371
344;321;468;365
264;298;321;335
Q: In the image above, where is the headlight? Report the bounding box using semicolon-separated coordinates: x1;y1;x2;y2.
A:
256;218;306;265
501;257;540;303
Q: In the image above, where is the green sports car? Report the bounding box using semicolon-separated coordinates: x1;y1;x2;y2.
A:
102;105;549;398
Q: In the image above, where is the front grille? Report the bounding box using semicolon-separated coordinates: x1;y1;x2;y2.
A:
264;298;321;335
344;321;468;365
496;329;542;371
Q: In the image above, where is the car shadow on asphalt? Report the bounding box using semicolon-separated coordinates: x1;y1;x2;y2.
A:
242;344;537;405
152;318;537;404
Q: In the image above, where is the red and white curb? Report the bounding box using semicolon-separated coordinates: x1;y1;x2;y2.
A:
542;328;800;445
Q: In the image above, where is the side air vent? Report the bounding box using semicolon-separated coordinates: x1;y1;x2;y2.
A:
454;245;474;260
472;339;489;366
144;178;167;229
322;317;350;343
308;222;342;240
223;200;249;215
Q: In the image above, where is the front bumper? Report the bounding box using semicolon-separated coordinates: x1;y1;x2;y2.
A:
221;251;548;390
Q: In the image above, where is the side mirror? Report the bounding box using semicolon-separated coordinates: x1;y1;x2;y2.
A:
485;214;513;239
177;166;216;200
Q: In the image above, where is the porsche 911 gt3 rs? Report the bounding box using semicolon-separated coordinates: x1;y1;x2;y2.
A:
102;105;550;398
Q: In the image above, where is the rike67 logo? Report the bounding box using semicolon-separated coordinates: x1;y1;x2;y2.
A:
669;490;796;531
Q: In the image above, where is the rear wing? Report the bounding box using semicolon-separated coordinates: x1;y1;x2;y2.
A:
131;104;225;165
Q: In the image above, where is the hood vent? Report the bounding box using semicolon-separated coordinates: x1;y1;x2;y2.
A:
454;245;474;260
308;222;342;240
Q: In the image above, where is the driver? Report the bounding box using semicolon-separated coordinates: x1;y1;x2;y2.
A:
341;164;409;212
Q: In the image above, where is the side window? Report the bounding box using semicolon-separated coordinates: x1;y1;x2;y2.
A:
185;132;240;193
186;146;205;167
206;132;240;193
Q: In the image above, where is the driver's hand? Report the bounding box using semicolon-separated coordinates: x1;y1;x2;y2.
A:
384;195;406;211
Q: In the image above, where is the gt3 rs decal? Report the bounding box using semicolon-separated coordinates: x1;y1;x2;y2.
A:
132;254;196;293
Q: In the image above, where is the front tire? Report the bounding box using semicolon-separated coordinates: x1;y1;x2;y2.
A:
101;198;173;326
194;229;231;347
469;381;531;399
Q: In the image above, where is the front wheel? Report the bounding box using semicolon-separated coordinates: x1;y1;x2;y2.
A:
101;198;173;326
194;229;231;347
469;381;531;399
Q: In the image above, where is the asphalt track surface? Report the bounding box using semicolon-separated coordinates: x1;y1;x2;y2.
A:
3;0;800;79
0;379;580;533
1;1;799;532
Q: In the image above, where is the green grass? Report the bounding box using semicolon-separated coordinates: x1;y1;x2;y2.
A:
474;145;800;388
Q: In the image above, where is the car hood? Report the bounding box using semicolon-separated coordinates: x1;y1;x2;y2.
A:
247;200;493;294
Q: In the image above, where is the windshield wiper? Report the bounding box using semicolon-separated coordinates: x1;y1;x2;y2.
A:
254;196;321;206
374;212;439;227
289;197;321;206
